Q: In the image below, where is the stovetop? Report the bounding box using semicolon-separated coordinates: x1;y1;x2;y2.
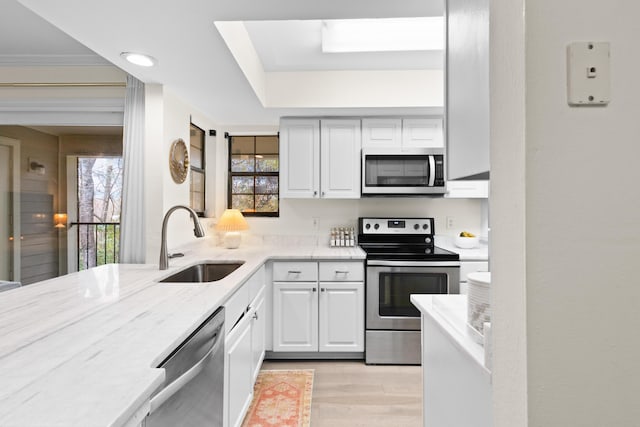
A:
358;217;460;262
360;244;459;262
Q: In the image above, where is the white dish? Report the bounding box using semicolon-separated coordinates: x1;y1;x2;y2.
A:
455;235;479;249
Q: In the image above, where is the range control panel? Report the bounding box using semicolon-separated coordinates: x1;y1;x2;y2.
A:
359;217;434;235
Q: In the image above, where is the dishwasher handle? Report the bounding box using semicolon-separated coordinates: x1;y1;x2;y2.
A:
148;325;223;414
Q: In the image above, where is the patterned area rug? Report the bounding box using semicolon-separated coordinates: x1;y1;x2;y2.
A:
241;369;314;427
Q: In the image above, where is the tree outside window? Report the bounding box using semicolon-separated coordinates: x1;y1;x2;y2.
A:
228;135;279;216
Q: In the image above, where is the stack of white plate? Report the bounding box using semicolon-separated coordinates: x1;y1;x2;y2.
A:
466;272;491;343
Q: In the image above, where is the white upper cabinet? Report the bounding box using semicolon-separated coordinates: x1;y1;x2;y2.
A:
280;118;361;199
362;117;444;150
279;118;320;198
361;118;402;148
320;119;361;199
402;118;444;149
446;0;490;180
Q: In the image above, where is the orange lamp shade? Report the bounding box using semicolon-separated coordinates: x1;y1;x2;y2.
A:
54;213;67;228
215;209;249;232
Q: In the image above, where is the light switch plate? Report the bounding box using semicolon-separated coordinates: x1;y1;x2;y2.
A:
567;42;610;106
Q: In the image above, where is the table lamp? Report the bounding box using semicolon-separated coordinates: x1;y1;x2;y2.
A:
216;209;249;249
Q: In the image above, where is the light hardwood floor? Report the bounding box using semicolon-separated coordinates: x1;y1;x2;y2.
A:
260;360;422;427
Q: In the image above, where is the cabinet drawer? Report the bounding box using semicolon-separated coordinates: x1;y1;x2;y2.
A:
319;261;364;282
245;265;265;303
224;284;249;335
272;262;318;282
460;261;489;281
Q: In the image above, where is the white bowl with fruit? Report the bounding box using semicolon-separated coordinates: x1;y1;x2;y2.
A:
455;231;479;249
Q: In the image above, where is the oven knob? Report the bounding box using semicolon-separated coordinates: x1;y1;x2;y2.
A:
425;237;432;244
422;224;428;230
374;223;380;230
365;223;371;230
414;224;419;230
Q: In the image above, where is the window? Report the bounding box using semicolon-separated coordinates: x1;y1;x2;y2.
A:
228;135;279;216
190;124;205;216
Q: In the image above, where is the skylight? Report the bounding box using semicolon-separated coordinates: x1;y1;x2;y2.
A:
321;17;444;53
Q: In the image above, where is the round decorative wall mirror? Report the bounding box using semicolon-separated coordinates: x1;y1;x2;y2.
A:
169;138;189;183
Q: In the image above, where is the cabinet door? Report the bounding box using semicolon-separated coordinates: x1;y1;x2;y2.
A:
320;119;361;199
447;0;490;180
273;282;318;352
250;293;266;383
402;118;444;149
362;118;402;148
318;282;364;352
280;118;320;198
224;317;253;427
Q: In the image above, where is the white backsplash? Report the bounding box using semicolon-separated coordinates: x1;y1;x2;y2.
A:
240;198;486;243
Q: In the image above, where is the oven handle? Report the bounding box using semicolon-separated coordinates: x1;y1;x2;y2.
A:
366;260;460;268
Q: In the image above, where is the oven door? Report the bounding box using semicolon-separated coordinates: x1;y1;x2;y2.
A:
366;261;460;330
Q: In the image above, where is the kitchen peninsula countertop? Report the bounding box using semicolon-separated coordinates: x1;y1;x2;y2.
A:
0;239;365;427
410;294;490;376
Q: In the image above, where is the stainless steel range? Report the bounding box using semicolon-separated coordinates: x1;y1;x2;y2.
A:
358;217;460;365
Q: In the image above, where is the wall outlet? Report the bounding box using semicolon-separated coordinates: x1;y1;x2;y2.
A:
446;216;455;229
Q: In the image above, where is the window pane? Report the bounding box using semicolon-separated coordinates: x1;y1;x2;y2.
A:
231;137;254;154
232;195;254;212
256;155;279;172
190;125;204;150
256;195;278;213
255;176;278;194
232;176;254;194
256;136;278;154
191;146;203;169
231;155;255;172
191;170;205;213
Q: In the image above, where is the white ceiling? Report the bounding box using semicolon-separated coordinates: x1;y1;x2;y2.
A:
5;0;445;125
243;20;443;72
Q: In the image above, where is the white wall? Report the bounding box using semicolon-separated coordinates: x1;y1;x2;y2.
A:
492;0;640;425
490;0;527;425
143;86;220;261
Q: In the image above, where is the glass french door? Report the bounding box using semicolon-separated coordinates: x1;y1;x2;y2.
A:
67;156;123;272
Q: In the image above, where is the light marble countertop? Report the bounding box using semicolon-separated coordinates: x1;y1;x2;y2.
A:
0;238;365;427
435;235;489;261
410;294;491;377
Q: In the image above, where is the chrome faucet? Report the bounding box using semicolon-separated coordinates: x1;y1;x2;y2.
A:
159;205;205;270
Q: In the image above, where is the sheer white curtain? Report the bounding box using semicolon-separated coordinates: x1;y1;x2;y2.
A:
119;75;146;263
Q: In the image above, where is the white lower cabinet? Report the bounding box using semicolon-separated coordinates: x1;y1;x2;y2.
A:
223;266;266;427
318;282;364;352
273;282;318;352
272;261;364;353
225;314;252;427
250;290;266;383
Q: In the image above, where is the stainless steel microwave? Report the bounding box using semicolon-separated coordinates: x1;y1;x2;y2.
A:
361;147;446;196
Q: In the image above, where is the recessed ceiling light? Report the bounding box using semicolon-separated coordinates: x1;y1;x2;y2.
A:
120;52;157;67
321;17;444;53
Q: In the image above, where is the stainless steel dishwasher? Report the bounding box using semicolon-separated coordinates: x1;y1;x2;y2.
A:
145;307;225;427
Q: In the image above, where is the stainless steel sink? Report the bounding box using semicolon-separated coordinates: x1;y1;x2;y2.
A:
160;261;244;283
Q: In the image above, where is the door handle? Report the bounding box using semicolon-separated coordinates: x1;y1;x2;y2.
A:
312;287;317;292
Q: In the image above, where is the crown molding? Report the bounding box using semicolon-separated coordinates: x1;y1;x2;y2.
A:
0;54;111;66
0;97;124;126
